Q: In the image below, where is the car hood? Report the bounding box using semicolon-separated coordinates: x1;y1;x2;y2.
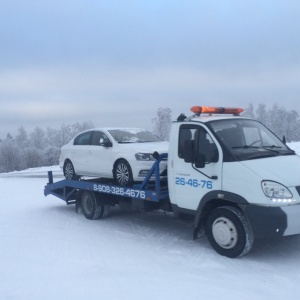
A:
240;155;300;186
116;141;169;154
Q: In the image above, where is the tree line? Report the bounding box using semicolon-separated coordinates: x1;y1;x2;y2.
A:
0;121;94;173
242;104;300;142
152;104;300;144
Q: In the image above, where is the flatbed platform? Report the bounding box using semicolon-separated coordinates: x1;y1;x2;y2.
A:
44;153;169;205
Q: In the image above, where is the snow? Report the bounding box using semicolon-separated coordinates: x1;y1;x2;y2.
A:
1;143;300;299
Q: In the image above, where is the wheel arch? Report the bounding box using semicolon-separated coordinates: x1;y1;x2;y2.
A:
63;158;75;170
193;190;249;239
113;157;130;170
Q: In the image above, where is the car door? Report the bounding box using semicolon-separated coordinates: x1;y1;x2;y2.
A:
86;131;112;177
72;131;93;174
171;124;223;211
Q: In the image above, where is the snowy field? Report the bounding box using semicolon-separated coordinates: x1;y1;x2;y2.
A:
1;143;300;300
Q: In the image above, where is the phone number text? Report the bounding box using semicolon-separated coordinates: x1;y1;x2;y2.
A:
175;177;213;189
93;184;146;199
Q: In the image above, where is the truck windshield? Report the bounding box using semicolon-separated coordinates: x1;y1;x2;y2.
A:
209;119;295;161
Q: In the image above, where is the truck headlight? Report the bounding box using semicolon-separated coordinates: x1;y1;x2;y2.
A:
135;153;155;161
261;180;295;203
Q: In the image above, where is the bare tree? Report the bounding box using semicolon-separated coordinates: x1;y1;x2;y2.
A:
152;107;172;141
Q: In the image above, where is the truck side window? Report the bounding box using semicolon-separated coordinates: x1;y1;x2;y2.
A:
195;128;219;163
178;125;218;163
178;128;192;158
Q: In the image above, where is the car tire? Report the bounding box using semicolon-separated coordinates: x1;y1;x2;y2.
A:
81;191;110;220
63;160;79;180
113;159;133;186
206;206;254;258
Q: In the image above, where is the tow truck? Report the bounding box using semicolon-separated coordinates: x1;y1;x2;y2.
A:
45;106;300;257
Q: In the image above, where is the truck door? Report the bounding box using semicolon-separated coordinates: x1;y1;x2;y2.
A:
171;124;222;211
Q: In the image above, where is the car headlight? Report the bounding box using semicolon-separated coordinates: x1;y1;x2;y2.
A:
261;180;295;203
135;153;155;161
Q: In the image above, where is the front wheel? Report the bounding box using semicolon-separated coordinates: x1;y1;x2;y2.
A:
113;159;133;186
206;206;254;258
81;191;110;220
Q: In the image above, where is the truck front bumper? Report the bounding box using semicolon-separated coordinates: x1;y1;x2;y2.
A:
244;204;300;238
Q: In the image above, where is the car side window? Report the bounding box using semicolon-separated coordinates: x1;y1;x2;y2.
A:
74;131;92;145
91;131;110;146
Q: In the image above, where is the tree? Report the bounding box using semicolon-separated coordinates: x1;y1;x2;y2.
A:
242;104;255;119
42;146;61;166
15;126;28;148
30;127;46;149
0;139;21;172
23;147;42;169
152;107;172;141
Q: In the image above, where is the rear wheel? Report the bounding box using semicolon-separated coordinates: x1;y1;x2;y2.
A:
113;159;133;186
81;191;110;220
63;160;79;180
206;206;254;258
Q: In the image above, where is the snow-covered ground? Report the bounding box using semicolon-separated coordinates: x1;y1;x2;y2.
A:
1;143;300;299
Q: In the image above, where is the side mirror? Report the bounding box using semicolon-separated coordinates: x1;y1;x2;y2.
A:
195;154;205;168
183;140;195;163
99;138;112;147
183;140;206;168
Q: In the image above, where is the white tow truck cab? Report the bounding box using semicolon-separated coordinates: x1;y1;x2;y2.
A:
168;106;300;257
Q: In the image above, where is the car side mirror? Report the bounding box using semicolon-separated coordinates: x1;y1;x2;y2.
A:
99;138;112;147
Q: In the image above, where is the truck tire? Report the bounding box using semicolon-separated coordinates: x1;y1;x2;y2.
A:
81;191;109;220
63;160;79;180
113;159;133;186
206;206;254;258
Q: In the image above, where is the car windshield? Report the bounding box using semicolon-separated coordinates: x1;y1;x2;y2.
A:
108;129;163;143
209;119;295;161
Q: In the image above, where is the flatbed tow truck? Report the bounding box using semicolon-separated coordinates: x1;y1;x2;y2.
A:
45;106;300;257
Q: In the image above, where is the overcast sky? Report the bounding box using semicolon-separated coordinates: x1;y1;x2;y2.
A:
1;0;300;138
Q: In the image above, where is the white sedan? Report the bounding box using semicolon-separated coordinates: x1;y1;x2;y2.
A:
59;128;168;186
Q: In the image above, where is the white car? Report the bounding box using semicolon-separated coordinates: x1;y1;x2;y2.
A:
59;128;168;186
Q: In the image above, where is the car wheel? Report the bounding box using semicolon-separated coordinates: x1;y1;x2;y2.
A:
206;206;254;258
113;159;133;186
63;160;79;180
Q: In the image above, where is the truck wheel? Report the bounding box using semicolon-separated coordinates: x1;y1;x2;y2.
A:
206;206;254;258
113;159;133;186
63;160;79;180
81;191;109;220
